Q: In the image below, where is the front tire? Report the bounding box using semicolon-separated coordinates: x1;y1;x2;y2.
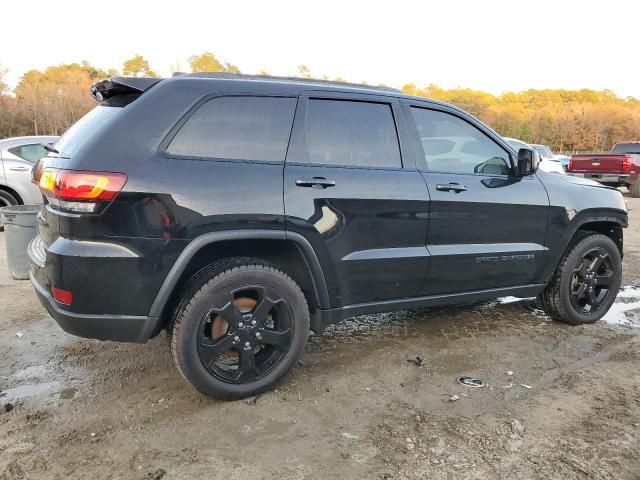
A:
539;233;621;325
170;262;309;400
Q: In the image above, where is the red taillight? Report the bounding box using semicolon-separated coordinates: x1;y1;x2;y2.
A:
39;169;127;212
621;155;633;173
568;157;574;171
52;287;73;305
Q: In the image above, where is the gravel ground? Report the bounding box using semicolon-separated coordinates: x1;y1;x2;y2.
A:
1;193;639;480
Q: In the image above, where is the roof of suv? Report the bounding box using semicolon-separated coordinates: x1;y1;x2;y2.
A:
91;73;462;113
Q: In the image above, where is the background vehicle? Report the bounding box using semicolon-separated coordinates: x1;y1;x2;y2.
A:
29;75;627;400
568;142;640;197
531;143;570;171
505;137;565;174
0;136;58;207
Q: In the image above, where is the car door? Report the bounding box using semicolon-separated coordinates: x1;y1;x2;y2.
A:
401;101;550;295
2;143;47;204
284;92;431;307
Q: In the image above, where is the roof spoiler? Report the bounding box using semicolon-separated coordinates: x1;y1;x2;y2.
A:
90;77;162;102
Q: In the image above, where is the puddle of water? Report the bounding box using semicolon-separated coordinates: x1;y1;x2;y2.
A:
1;381;61;402
602;286;640;328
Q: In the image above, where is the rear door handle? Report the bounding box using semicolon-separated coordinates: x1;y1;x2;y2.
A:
9;166;30;172
295;177;336;189
436;183;467;193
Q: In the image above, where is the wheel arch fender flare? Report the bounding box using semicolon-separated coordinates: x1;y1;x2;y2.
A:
553;208;627;261
147;229;330;321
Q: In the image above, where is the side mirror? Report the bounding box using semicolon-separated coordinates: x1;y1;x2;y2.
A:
517;148;539;176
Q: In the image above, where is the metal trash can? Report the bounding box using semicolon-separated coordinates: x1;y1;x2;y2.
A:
0;205;41;280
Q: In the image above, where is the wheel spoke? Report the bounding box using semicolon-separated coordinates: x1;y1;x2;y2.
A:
199;335;236;366
573;263;588;277
258;328;292;348
237;347;258;381
251;295;276;325
595;271;613;287
211;299;244;327
573;282;588;299
588;289;600;309
589;251;608;272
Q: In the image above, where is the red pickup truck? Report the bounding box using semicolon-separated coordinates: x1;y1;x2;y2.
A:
568;142;640;197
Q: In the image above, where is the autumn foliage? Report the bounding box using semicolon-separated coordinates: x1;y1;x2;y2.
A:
403;84;640;153
1;56;639;153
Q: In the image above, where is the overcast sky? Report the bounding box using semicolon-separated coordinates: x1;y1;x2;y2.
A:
2;0;638;97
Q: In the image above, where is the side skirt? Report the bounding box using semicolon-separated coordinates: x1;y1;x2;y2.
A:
310;283;546;333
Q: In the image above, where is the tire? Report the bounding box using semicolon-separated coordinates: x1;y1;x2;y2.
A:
0;189;20;232
629;181;640;198
539;233;621;325
170;262;309;400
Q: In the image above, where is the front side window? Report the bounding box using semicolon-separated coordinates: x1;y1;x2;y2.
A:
7;144;47;163
166;96;296;162
411;107;511;175
303;99;401;168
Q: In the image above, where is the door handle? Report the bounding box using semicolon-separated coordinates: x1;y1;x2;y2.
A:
295;177;336;189
9;166;30;172
436;183;467;192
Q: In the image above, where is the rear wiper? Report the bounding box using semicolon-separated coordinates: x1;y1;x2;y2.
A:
41;143;59;154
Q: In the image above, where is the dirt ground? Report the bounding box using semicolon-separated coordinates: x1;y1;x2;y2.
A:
1;194;640;480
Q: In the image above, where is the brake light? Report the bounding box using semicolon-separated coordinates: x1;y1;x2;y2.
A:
568;157;574;171
621;155;633;173
39;169;127;213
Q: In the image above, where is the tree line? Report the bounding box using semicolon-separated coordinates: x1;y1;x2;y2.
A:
1;54;639;153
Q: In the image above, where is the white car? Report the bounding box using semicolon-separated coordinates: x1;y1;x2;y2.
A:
505;138;565;175
0;135;57;207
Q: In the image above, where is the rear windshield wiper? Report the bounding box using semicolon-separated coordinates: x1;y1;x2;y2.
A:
41;143;59;154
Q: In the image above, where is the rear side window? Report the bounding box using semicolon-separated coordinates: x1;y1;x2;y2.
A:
166;96;296;162
303;99;401;168
7;144;47;163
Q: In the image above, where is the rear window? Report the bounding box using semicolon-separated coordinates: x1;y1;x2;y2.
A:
166;96;296;162
612;143;640;154
54;100;130;158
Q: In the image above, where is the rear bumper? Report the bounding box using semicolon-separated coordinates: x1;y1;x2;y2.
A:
28;235;165;343
30;271;158;342
568;172;636;184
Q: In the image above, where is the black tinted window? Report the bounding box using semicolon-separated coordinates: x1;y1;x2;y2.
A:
304;99;401;168
7;144;47;163
411;107;511;175
167;97;296;162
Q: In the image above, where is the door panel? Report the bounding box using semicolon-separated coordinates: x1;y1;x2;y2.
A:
401;101;550;295
284;93;430;306
285;164;430;305
421;173;549;294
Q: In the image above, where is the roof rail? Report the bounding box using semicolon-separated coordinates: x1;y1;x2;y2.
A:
181;72;402;93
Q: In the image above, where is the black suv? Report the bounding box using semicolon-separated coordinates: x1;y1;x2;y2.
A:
29;74;628;400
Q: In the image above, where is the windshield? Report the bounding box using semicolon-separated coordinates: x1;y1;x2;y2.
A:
532;145;553;158
612;143;640;154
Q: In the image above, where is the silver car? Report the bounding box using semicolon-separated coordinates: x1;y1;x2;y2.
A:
0;136;58;207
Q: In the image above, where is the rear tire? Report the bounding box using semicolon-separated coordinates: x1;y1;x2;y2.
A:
170;262;309;400
539;233;621;325
629;181;640;198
